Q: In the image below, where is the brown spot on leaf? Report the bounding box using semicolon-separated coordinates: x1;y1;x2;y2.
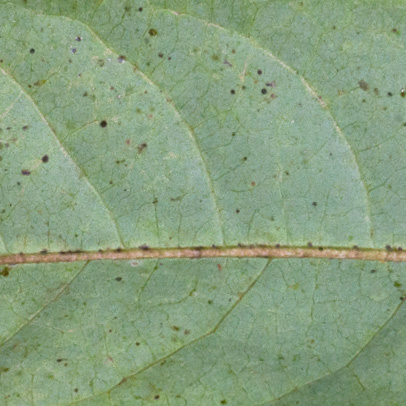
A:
149;28;158;36
358;80;369;91
21;170;31;175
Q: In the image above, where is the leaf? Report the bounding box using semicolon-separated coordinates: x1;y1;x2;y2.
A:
0;1;405;405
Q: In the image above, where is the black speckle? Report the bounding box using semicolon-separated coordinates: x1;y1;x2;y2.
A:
41;155;49;163
312;202;317;206
83;91;88;97
393;28;398;33
115;277;122;282
370;269;377;273
358;80;369;91
158;52;163;58
149;28;158;36
29;48;35;54
140;244;149;250
75;36;82;42
71;48;77;54
136;342;140;346
154;395;160;400
387;92;393;97
21;169;31;176
275;243;281;248
353;245;359;250
236;209;240;213
221;400;227;405
398;247;403;251
138;7;143;12
318;247;324;251
230;89;235;94
74;388;79;393
100;120;108;128
138;143;147;153
22;125;28;131
307;242;313;247
261;88;267;95
386;245;392;251
257;69;262;75
40;249;48;254
118;55;126;63
1;266;10;277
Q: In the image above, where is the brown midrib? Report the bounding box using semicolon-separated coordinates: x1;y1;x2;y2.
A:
0;245;405;265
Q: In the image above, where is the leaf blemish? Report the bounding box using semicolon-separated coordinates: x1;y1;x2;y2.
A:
118;55;126;63
138;143;147;153
148;28;158;36
261;88;267;94
358;80;369;91
41;155;49;163
21;170;31;176
100;120;108;128
115;277;122;282
29;48;35;54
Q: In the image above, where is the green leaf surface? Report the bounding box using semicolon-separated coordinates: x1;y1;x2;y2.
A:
0;1;405;405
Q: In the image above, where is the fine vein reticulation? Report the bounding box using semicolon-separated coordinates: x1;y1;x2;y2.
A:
1;246;406;265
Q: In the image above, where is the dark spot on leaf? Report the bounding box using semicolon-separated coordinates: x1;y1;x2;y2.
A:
236;209;240;214
393;28;398;32
172;325;180;331
184;329;191;335
1;266;10;277
140;244;149;250
136;342;140;346
158;52;163;58
374;88;379;95
115;247;122;252
266;81;276;87
318;247;324;251
208;300;213;304
398;247;403;251
100;120;108;128
307;242;313;247
41;155;49;163
387;92;393;97
370;269;377;273
74;388;79;393
75;36;82;42
275;243;280;248
312;202;317;206
230;89;235;94
118;55;126;63
154;395;160;400
29;48;35;54
358;80;369;91
138;7;143;11
221;400;227;405
153;197;158;204
21;170;31;176
251;181;256;186
217;264;222;271
386;245;392;250
257;69;262;75
71;48;77;54
243;157;247;161
353;245;359;250
401;88;406;98
115;277;122;282
40;249;48;254
149;28;158;36
138;143;147;153
261;88;267;94
394;281;402;288
83;92;88;97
